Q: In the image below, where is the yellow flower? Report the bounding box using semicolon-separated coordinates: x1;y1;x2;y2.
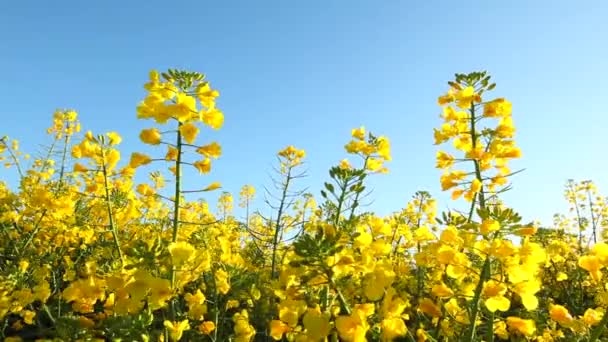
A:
105;149;120;170
483;98;512;118
202;182;222;191
454;86;481;109
140;128;162;145
106;131;122;145
506;316;536;337
579;255;603;281
165;146;178;161
366;158;384;172
198;321;216;335
201;108;224;129
302;308;330;341
339;158;352;170
436;151;454;169
169;92;197;122
193;158;212;174
418;298;442;318
179;122;199;144
480;219;500;236
136;183;156;196
431;283;454;298
351;126;366;140
583;308;603;327
18;260;29;273
437;87;456;105
269;320;289;340
73;163;89;173
196;142;222;159
215;269;230;294
549;304;573;326
163;320;189;342
483;281;510;312
381;317;407;341
129;152;152;168
336;307;371;342
168;241;195;266
196;82;219;108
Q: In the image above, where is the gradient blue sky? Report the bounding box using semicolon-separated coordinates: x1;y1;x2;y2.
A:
1;1;606;225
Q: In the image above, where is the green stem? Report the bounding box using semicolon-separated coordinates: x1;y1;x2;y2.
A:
171;123;183;244
328;273;351;315
270;166;292;280
485;307;494;342
58;133;70;189
464;100;490;342
587;189;597;244
464;258;490;342
347;157;368;222
334;179;348;227
170;122;183;291
100;148;124;267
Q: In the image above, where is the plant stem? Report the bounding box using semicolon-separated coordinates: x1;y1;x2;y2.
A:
270;166;292;280
100;148;124;267
464;258;490;342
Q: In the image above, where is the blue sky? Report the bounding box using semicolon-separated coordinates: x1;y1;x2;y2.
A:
1;1;607;226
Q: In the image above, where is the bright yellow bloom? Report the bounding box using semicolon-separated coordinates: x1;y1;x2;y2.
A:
579;255;603;281
168;241;195;266
179;122;199;144
483;281;510;312
106;132;122;145
339;158;352;170
352;126;366;140
169;92;197;122
164;320;189;342
105;149;120;170
454;86;481;109
583;308;603;326
303;308;330;341
139;128;162;145
199;321;216;334
549;304;573;326
480;219;500;236
201;108;224;129
193;158;211;174
483;98;512;118
129;152;152;168
269;320;289;340
136;183;155;196
196;142;222;159
506;316;536;337
418;298;442;318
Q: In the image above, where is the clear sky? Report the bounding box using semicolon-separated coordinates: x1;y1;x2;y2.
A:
1;1;607;226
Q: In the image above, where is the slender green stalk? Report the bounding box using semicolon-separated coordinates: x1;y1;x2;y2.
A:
347;157;368;222
57;133;71;189
270;166;292;280
100;148;124;267
328;270;351;315
464;100;490;342
587;188;598;244
170;122;183;288
334;179;348;227
464;258;490;341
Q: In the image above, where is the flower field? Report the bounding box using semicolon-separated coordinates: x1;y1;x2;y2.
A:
1;69;608;341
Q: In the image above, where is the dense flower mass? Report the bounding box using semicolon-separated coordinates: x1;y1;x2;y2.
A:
0;69;608;342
